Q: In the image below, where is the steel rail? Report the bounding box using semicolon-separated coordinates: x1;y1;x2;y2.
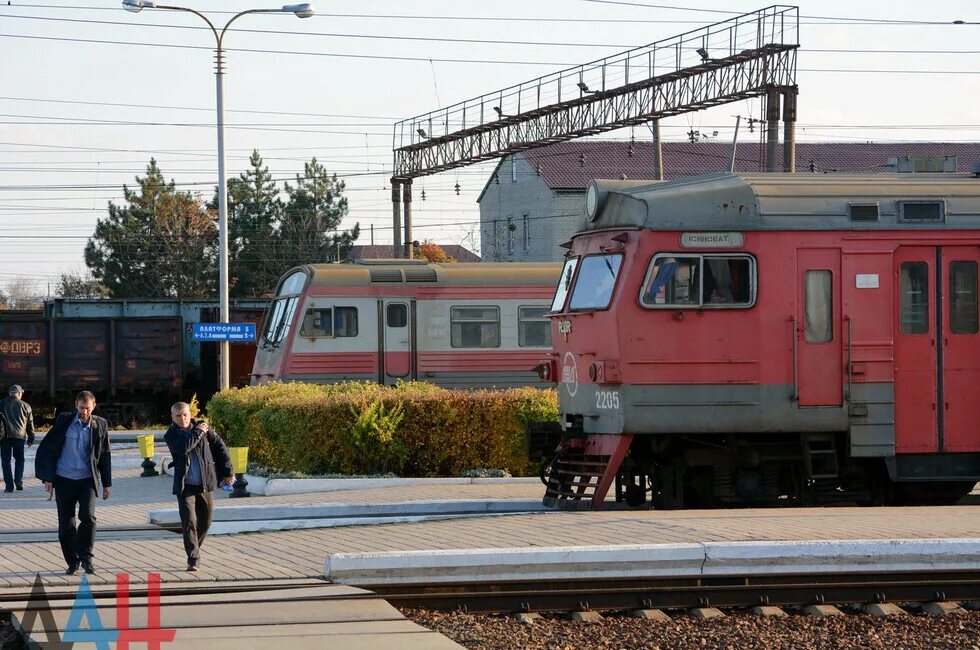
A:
373;571;980;613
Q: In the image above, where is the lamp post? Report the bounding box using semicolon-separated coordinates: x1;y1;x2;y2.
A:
122;0;314;391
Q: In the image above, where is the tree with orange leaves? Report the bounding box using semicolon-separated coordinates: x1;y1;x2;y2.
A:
416;241;456;263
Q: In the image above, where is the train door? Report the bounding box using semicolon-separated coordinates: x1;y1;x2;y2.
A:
942;246;980;451
897;246;980;453
796;249;843;406
381;300;415;383
893;247;937;452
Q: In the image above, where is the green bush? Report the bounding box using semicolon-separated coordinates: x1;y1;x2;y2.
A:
206;381;558;477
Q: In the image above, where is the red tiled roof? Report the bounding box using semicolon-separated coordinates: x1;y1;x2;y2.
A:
345;244;481;262
510;141;980;191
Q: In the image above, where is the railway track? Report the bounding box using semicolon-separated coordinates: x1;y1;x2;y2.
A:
375;571;980;614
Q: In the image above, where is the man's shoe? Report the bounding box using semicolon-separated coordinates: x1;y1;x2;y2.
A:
65;563;79;576
186;559;199;572
81;560;95;575
14;484;22;491
3;487;12;493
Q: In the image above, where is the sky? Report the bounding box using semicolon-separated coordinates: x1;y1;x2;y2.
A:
2;0;980;295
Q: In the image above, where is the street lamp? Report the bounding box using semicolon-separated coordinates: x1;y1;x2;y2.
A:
121;0;314;391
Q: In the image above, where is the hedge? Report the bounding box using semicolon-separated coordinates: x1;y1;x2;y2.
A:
205;381;558;477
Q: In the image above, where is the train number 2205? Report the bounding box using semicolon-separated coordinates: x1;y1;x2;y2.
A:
595;390;621;410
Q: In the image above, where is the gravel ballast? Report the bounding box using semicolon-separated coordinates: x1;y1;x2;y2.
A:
402;607;980;650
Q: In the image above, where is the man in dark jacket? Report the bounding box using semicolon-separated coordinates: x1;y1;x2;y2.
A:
0;385;35;492
164;402;233;572
34;391;111;575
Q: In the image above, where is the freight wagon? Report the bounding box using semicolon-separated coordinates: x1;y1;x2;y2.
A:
0;299;268;424
541;173;980;510
252;261;562;387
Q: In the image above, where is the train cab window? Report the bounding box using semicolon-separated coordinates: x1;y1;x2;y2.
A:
386;304;408;328
899;262;929;334
640;254;755;309
568;254;623;310
949;261;978;334
804;270;833;343
451;306;500;348
300;307;358;339
262;270;308;345
518;306;552;347
550;258;579;312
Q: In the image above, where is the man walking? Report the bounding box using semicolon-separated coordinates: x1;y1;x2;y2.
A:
164;402;233;572
34;391;111;575
0;385;35;492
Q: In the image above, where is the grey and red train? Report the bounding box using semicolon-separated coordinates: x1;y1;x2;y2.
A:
540;172;980;509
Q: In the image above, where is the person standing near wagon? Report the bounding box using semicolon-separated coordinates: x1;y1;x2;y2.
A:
164;402;233;572
34;391;112;575
0;385;35;492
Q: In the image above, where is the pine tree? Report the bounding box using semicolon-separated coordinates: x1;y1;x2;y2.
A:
279;158;359;267
85;160;217;298
223;150;282;297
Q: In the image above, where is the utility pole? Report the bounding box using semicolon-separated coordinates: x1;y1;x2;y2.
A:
729;116;741;173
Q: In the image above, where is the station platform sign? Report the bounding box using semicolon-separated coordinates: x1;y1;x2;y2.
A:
192;323;257;342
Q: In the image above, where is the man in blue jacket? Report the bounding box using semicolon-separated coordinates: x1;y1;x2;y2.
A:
34;391;111;575
164;402;233;572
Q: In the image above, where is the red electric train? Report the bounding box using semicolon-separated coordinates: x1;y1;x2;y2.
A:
541;172;980;509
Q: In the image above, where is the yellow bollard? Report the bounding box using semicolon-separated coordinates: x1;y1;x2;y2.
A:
137;434;159;477
228;447;250;498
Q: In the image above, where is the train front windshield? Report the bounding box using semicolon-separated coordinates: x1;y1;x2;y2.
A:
568;254;623;310
261;270;308;347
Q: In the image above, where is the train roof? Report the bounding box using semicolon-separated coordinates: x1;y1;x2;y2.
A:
297;261;561;289
586;172;980;232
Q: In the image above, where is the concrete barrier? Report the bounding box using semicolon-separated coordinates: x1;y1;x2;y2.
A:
324;538;980;586
243;475;539;496
148;499;549;534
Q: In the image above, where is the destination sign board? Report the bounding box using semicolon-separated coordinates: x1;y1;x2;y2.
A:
192;323;256;342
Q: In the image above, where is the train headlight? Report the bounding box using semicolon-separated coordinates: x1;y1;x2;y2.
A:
585;181;600;222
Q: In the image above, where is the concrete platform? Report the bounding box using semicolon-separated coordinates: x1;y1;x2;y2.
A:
324;538;980;586
9;580;464;649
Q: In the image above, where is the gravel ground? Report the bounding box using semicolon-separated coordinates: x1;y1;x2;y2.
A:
402;607;980;650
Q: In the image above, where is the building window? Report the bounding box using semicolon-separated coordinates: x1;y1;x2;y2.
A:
804;270;833;343
300;307;358;338
451;306;500;348
949;261;978;334
511;157;517;182
899;261;929;334
523;214;530;251
518;306;551;347
569;254;624;311
640;254;755;309
507;217;515;255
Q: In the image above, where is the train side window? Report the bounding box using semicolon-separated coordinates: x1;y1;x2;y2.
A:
899;262;929;334
450;306;500;348
550;258;579;312
518;306;551;347
804;270;833;343
301;307;358;338
640;254;755;309
949;261;978;334
386;304;408;328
